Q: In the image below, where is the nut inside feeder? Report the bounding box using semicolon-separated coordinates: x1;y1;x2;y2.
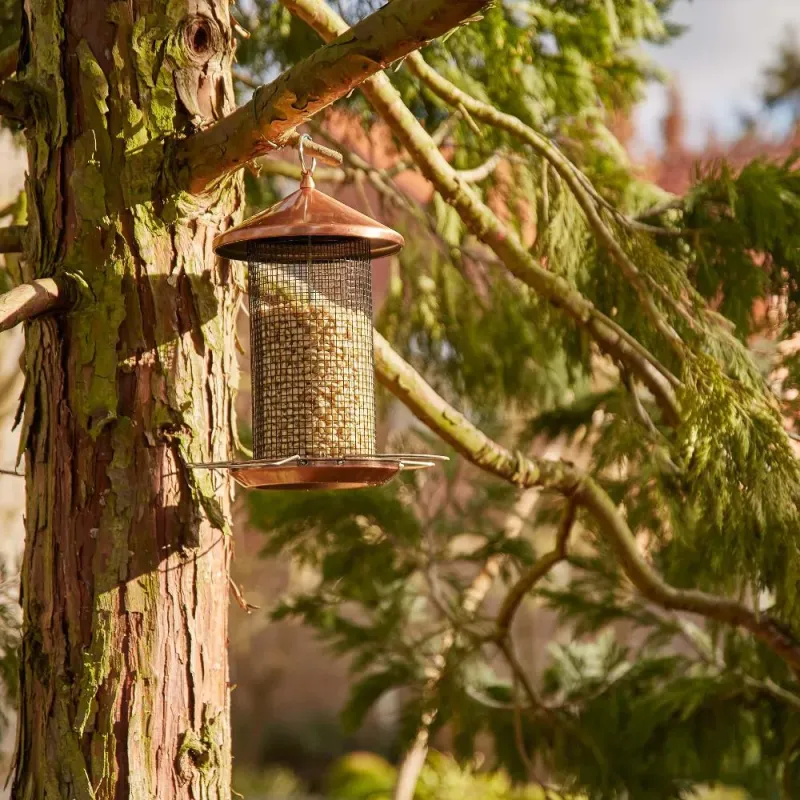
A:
199;136;445;490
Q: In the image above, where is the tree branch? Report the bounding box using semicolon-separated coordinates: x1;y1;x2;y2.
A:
0;225;24;254
454;152;501;183
282;0;681;426
0;277;78;332
393;486;543;800
283;131;343;167
386;112;460;177
255;157;348;184
494;501;576;641
373;332;800;674
393;736;428;800
174;0;489;192
405;52;692;344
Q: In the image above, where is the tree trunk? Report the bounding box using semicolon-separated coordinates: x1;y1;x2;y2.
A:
13;1;241;796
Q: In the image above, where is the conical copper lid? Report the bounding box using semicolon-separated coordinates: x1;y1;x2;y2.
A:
213;174;405;261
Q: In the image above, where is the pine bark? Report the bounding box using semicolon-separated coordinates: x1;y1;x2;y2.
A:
13;1;241;797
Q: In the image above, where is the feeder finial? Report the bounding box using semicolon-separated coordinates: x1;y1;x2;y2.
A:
298;133;317;190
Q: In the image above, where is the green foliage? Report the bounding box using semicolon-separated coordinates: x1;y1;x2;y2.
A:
417;0;676;129
379;215;588;417
682;157;800;337
415;752;570;800
325;750;575;800
668;356;800;611
537;641;786;797
241;1;800;798
325;751;397;799
232;764;307;797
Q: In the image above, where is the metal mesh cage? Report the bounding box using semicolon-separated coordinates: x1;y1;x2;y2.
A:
247;236;376;461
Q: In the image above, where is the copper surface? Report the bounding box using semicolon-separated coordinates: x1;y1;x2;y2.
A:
191;455;447;490
213;177;404;261
230;460;400;490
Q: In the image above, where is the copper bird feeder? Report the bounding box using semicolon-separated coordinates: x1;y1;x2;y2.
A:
196;136;445;490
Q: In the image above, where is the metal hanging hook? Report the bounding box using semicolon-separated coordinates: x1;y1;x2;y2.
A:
298;133;317;176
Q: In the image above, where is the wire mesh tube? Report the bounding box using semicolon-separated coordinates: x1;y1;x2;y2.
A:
247;237;376;460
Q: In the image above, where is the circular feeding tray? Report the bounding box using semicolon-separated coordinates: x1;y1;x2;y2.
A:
192;455;448;491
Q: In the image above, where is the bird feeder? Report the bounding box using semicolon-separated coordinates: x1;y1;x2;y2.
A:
196;136;445;490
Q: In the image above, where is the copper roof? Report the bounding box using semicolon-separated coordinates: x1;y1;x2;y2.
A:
213;173;405;261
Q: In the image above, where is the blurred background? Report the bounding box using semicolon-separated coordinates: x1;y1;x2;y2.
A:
2;1;800;798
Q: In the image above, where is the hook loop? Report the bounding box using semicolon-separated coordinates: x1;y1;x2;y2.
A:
298;133;317;176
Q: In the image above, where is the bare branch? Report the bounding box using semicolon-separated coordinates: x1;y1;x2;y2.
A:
0;225;24;254
282;131;343;168
232;68;259;90
393;737;428;800
282;0;681;425
494;501;576;641
255;158;348;184
174;0;489;192
373;332;800;673
228;577;260;614
0;277;78;333
454;153;501;183
231;15;251;40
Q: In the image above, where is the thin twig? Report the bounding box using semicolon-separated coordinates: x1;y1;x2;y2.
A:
232;68;259;90
511;669;537;781
228;577;260;613
392;487;542;800
495;501;576;641
498;638;543;711
454;153;501;183
231;15;250;38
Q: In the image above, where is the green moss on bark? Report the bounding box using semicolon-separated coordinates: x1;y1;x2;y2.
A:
15;2;240;798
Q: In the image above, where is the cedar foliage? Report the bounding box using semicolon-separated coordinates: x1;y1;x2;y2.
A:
230;1;800;796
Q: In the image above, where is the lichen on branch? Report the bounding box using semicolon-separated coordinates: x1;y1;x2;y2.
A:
174;0;489;192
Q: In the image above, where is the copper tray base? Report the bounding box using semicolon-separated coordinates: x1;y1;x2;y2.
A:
191;454;447;491
231;460;399;490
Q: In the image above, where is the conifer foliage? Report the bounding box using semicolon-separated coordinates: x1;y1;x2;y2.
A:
240;1;800;797
3;0;800;795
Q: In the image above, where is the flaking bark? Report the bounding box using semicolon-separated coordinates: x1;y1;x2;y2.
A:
14;1;240;797
9;0;491;795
